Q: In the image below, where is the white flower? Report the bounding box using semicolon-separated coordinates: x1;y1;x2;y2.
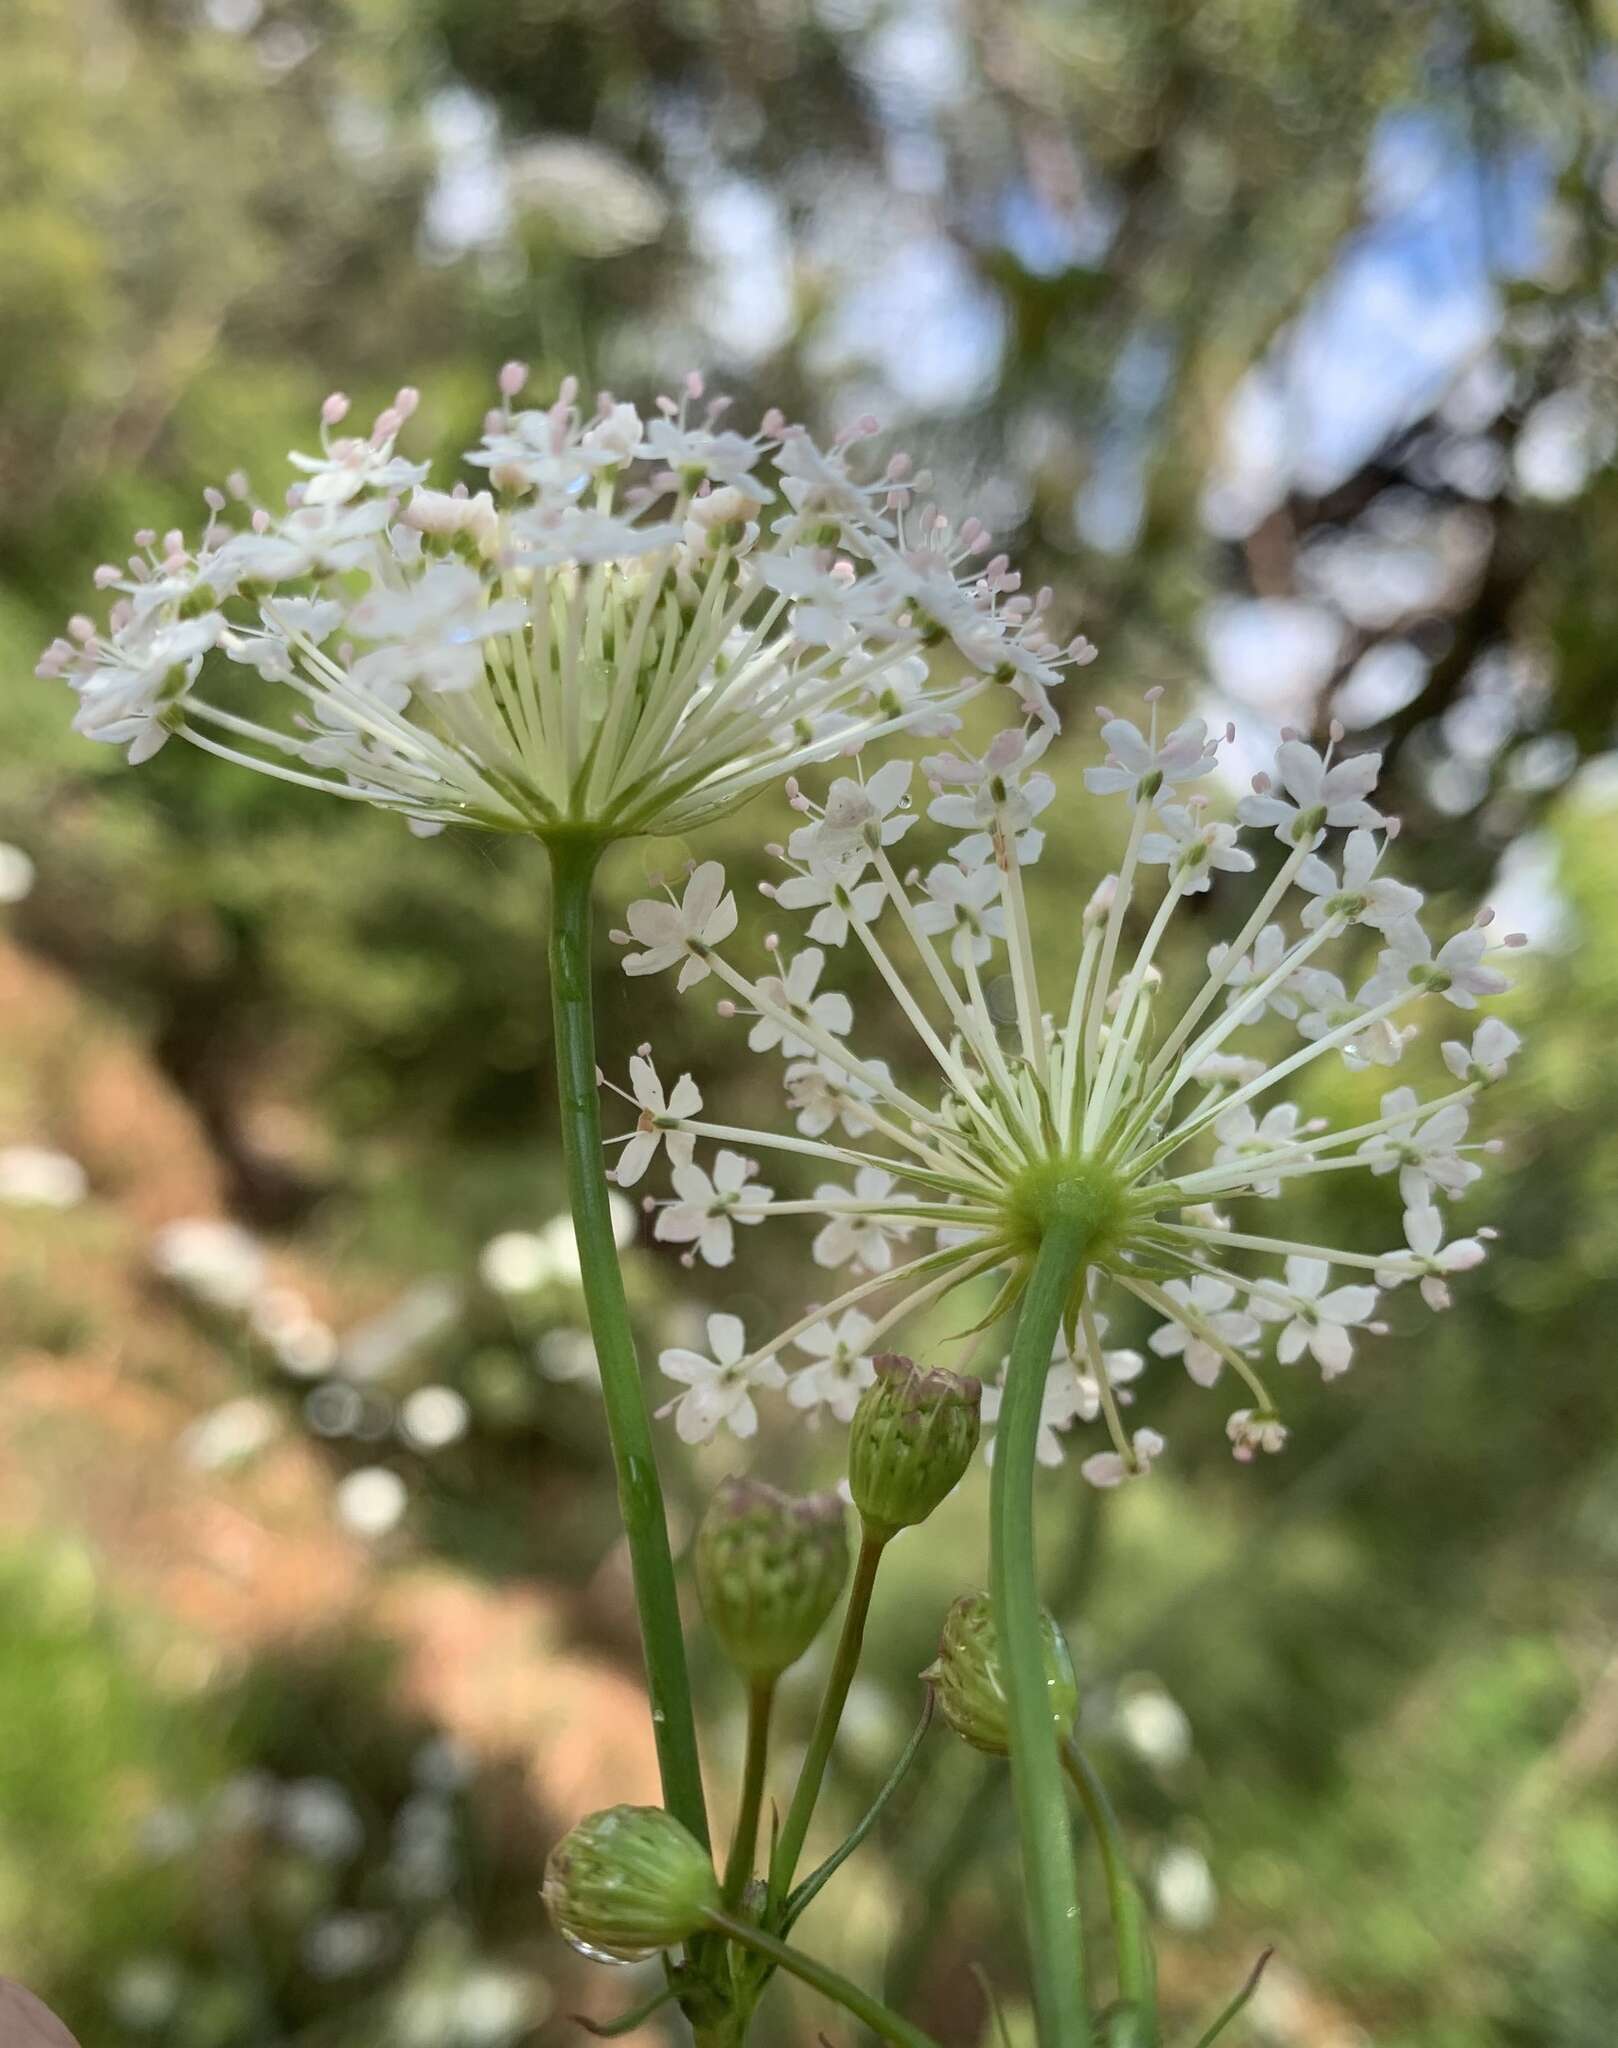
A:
0;1145;88;1209
1357;1088;1481;1205
1296;829;1423;932
786;760;916;875
1226;1409;1288;1461
789;1309;878;1421
1082;1428;1166;1489
1362;918;1511;1011
783;1058;885;1138
1207;926;1299;1019
401;486;499;548
48;376;983;839
770;858;886;947
924;727;1055;866
747;948;853;1057
289;401;430;506
1138;805;1255;892
653;1150;773;1267
913;861;1007;967
810;1166;914;1273
658;1314;785;1443
1211;1102;1305;1198
641;414;772;492
1149;1277;1261;1388
758;553;893;649
1293;970;1416;1068
1376;1205;1488;1310
1442;1016;1521;1084
1251;1257;1379;1377
347;562;529;694
613;1054;701;1187
1238;739;1384;847
620;863;738;990
1083;715;1217;801
608;696;1517;1478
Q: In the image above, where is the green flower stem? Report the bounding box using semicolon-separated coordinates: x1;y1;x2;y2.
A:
702;1909;943;2048
722;1679;775;1908
546;833;708;1850
886;1488;1104;2010
768;1526;886;1911
1061;1738;1157;2040
992;1215;1093;2046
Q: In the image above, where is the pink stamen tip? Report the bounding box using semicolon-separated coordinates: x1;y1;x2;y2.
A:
498;360;528;397
1144;685;1164;703
321;393;350;426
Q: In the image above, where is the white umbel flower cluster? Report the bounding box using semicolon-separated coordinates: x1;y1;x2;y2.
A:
39;370;1096;840
610;700;1522;1477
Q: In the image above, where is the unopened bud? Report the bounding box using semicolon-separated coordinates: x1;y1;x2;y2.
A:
924;1591;1078;1756
695;1478;849;1681
848;1355;981;1541
543;1806;718;1960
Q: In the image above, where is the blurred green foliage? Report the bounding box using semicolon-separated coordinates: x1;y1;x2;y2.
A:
2;0;1617;2043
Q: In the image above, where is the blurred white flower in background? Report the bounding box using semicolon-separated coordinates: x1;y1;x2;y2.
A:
535;1327;600;1386
335;1465;409;1539
278;1777;364;1862
0;841;36;903
401;1384;471;1451
151;1217;265;1309
1115;1684;1194;1772
0;1145;88;1209
181;1397;281;1472
1153;1843;1218;1931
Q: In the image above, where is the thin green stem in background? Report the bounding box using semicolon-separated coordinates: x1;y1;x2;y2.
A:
703;1909;943;2048
1062;1738;1157;2041
785;1690;934;1930
546;833;709;1849
1187;1948;1274;2048
722;1679;775;1908
991;1215;1093;2046
768;1525;887;1910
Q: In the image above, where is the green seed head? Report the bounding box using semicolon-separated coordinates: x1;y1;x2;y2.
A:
542;1805;718;1961
695;1478;850;1681
848;1354;982;1541
924;1591;1079;1756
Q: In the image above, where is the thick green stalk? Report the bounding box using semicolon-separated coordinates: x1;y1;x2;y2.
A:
722;1680;774;1908
768;1527;886;1908
991;1216;1092;2046
703;1910;943;2048
545;833;708;1849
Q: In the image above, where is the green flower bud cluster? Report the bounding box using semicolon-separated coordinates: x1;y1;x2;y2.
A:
695;1477;849;1681
847;1354;982;1541
543;1805;718;1960
924;1591;1079;1756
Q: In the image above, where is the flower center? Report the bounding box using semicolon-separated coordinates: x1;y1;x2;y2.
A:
1002;1154;1130;1266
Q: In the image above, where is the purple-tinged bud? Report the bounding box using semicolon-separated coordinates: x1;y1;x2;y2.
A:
924;1592;1078;1756
543;1805;718;1960
848;1354;981;1541
695;1478;849;1681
